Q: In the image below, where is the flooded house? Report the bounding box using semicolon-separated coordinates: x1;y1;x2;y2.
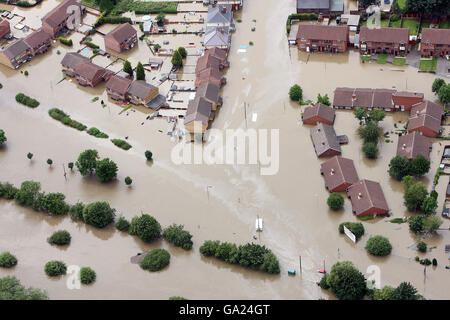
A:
0;19;10;39
296;0;344;15
203;0;243;11
204;26;231;50
359;27;409;56
420;28;450;57
61;52;90;77
296;25;349;53
196;81;222;110
106;75;133;101
408;100;444;138
320;156;359;192
41;0;86;38
302;103;336;125
23;29;52;56
104;23;138;53
74;61;110;87
206;4;234;28
126;80;165;109
347;179;389;217
196;54;228;73
332;87;396;111
396;132;432;161
195;67;226;88
184;96;213;133
392;91;424;111
204;47;229;65
310;123;342;157
0;39;31;69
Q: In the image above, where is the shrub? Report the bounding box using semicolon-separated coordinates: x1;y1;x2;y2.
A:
0;252;18;268
319;274;330;289
44;260;67;276
177;47;187;59
327;193;344;210
14;180;40;207
422;215;443;233
145;150;153;160
404;182;428;212
129;214;161;242
125;176;132;185
289;84;302;102
15;93;39;107
85;41;99;49
199;240;220;256
409;215;424;233
95;158;118;182
79;267;96;284
115;216;130;232
0;182;18;199
87;127;108;138
48;230;71;246
338;222;365;241
432;258;437;266
326;261;366;300
0;276;48;300
27;152;33;160
373;285;395;300
48;108;87;131
169;296;187;300
58;37;73;46
140;249;170;272
69;202;85;221
111;139;132;150
163;224;193;250
76;149;99;176
37;192;70;215
362;141;378;159
416;241;427;253
365;235;392;256
82;201;116;228
0;129;6;146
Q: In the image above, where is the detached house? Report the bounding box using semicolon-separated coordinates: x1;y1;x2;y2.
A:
302;103;335;125
421;28;450;57
296;24;349;53
204;26;231;50
408;100;444;137
0;39;31;69
347;180;389;217
0;19;10;39
396;132;432;161
206;4;233;28
310;123;342;158
320;156;359;192
104;23;137;53
41;0;86;38
359;27;409;56
74;61;109;87
24;29;52;56
127;80;166;109
184;96;213;133
61;52;90;77
106;75;132;101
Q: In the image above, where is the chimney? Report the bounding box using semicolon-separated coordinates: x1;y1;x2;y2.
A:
358;192;362;199
222;6;227;13
402;143;406;150
352;93;356;101
220;28;224;34
330;168;335;175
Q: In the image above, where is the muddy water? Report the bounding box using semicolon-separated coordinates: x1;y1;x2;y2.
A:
0;0;449;300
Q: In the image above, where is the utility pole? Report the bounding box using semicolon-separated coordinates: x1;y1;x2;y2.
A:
244;102;247;128
206;185;212;202
62;164;67;181
299;255;302;274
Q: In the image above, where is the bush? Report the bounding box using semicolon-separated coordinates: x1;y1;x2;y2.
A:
326;261;366;300
87;127;108;138
365;235;392;256
338;222;365;241
145;150;153;160
140;249;170;272
111;139;132;150
199;240;220;256
289;84;302;102
125;176;132;185
85;41;99;49
48;230;71;245
432;258;437;266
76;149;99;176
79;267;96;284
36;192;70;215
404;182;428;212
95;158;118;183
0;182;18;199
409;215;424;233
416;241;427;253
14;180;40;207
0;129;6;146
362;141;378;159
58;37;73;46
327;193;344;211
15;93;40;108
163;224;193;250
82;201;116;228
0;252;18;268
102;16;132;24
0;276;48;299
69;202;85;221
129;214;161;242
319;274;330;289
44;261;67;276
48;108;87;131
115;216;130;232
169;296;187;300
177;47;187;59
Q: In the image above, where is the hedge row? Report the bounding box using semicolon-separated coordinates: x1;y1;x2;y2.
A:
111;0;177;15
111;139;132;150
87;127;108;139
48;108;87;131
58;37;73;46
286;13;318;33
15;93;40;108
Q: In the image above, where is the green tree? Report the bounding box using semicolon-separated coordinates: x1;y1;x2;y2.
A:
289;84;302;102
27;152;33;160
125;176;132;186
156;13;165;24
69;202;85;221
316;93;331;106
319;274;330;289
365;235;392;256
0;129;6;146
68;162;74;170
353;107;367;121
0;252;18;268
438;84;450;104
140;249;170;271
123;60;133;77
416;241;427;253
368;109;385;122
358;121;379;143
389;156;412;181
260;252;280;274
362;141;378;159
48;230;71;246
76;149;99;176
390;282;419;300
432;78;445;93
373;285;395;300
47;159;53;166
327;193;344;210
135;62;145;81
423;215;443;233
420;196;437;215
404;182;428;211
95;158;118;182
79;267;96;284
326;261;366;300
0;276;48;300
163;224;193;250
199;240;220;256
338;222;365;241
409;215;424;233
115;216;130;232
145;150;153;161
129;214;161;242
44;260;67;276
99;0;114;11
177;47;187;59
37;192;70;215
410;155;430;176
401;175;415;190
214;242;239;263
171;50;183;67
14;181;41;207
82;201;116;228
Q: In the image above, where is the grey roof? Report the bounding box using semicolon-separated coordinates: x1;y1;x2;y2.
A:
127;80;157;99
185;96;212;125
297;0;330;10
207;4;233;24
204;26;230;47
330;0;344;12
61;52;89;69
310;123;341;157
196;81;220;103
2;39;30;59
146;94;166;110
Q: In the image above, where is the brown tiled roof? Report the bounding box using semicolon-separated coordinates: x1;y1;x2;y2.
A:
106;75;132;95
105;23;137;44
204;47;228;62
61;52;89;69
320;156;359;192
422;28;450;45
42;0;83;28
196;67;224;87
296;24;348;41
372;89;396;109
185;96;212;125
1;39;30;59
127;80;157;99
333;87;394;109
410;100;444;121
393;91;424;99
196;54;222;74
359;27;409;44
196;81;220;103
347;179;389;215
75;61;106;81
24;29;51;49
396;132;432;160
303;103;335;124
310;123;341;157
0;19;10;38
408;114;441;134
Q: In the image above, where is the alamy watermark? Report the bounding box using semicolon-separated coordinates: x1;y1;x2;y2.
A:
66;265;81;290
366;265;381;290
366;5;382;29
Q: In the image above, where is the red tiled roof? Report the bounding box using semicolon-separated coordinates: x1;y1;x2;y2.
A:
333;87;394;110
106;75;132;95
296;24;348;41
320;156;359;192
410;100;444;121
196;54;222;74
204;47;228;62
408;114;441;134
422;28;450;45
0;19;10;38
42;0;83;28
105;23;137;44
396;132;432;160
303;103;335;124
347;179;389;215
75;61;106;81
359;27;409;44
24;29;51;49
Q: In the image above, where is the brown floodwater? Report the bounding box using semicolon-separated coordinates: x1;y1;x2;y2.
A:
1;0;449;299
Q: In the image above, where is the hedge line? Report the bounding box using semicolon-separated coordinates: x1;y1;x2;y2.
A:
111;139;132;150
48;108;87;131
15;93;40;108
